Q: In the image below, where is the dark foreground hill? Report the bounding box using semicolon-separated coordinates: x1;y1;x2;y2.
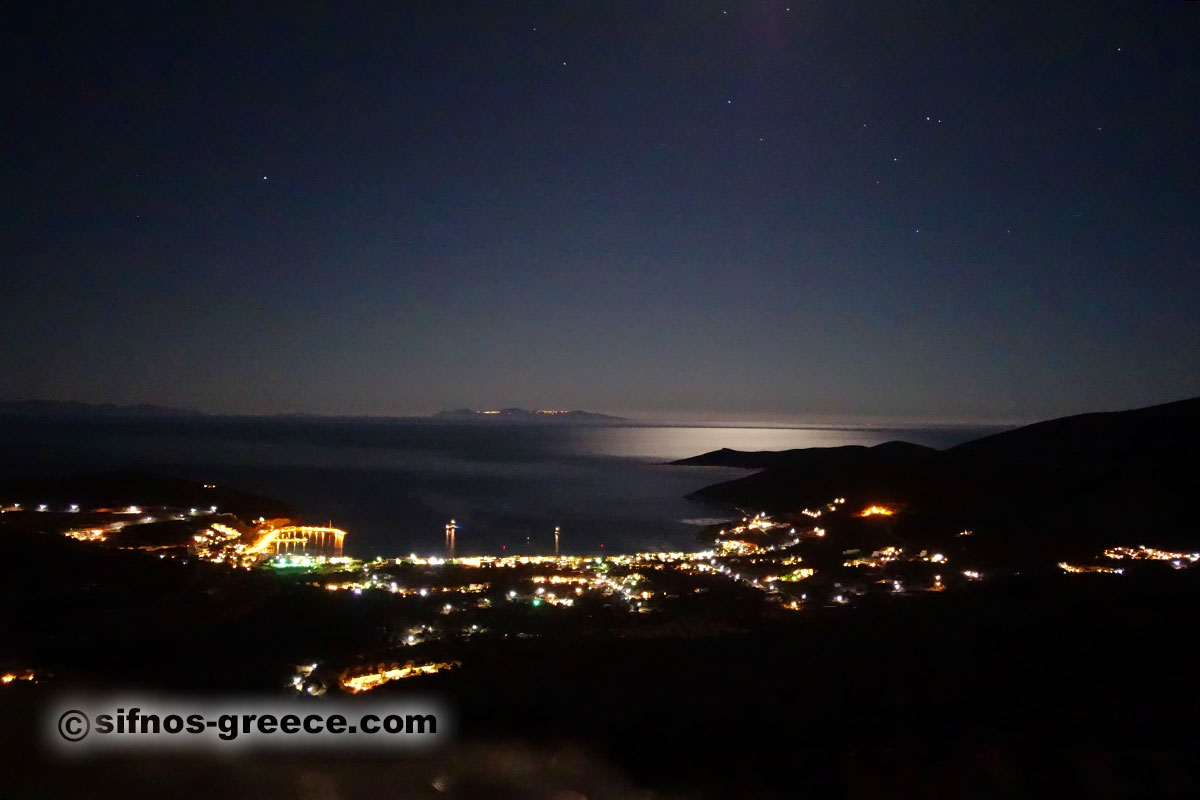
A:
948;394;1200;467
680;396;1200;555
2;535;1197;797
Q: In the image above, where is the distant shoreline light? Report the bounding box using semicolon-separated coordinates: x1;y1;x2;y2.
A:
479;409;573;415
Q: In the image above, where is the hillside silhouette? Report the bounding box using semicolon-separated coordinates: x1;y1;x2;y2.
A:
680;396;1200;555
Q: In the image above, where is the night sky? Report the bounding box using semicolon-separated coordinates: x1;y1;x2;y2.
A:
5;1;1198;422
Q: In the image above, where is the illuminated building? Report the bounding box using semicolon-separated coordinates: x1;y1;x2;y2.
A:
859;506;895;517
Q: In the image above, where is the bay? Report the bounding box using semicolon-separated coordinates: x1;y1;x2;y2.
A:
0;417;1002;556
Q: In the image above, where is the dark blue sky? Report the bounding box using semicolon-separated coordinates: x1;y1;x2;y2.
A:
4;1;1198;422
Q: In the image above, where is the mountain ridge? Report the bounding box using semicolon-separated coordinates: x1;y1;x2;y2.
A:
678;395;1200;552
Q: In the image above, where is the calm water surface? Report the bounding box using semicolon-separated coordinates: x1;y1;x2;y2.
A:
0;418;1001;556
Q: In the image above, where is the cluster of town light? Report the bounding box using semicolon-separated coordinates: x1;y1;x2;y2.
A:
5;502;200;515
1058;562;1123;574
843;546;904;568
339;660;460;693
1;670;37;686
1103;546;1200;564
764;567;815;582
47;492;1190;689
64;527;109;542
325;579;489;597
190;523;256;567
1056;544;1200;575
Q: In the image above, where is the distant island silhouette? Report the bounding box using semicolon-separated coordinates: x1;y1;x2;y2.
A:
431;408;626;422
0;400;202;417
0;400;628;424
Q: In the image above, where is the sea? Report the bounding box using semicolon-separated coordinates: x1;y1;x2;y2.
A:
0;417;1003;557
